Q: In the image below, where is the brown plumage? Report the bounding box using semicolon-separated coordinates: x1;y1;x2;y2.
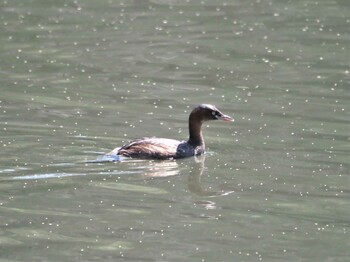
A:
106;104;233;160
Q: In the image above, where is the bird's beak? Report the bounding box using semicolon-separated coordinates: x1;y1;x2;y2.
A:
218;114;234;122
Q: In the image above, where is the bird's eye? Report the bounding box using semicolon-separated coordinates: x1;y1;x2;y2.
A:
212;111;219;118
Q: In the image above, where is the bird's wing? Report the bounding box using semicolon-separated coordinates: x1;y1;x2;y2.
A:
109;138;182;159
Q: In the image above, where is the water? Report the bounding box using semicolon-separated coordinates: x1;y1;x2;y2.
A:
0;0;349;261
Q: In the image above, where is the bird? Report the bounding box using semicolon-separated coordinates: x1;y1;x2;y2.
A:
106;104;233;160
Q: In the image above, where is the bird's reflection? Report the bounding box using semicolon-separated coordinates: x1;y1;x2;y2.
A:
139;155;234;197
187;155;234;197
140;161;180;178
94;153;234;198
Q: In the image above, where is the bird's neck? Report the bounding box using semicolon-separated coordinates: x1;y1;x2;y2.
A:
188;115;204;146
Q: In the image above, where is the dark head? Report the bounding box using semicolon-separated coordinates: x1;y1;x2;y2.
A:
188;104;233;145
190;104;234;123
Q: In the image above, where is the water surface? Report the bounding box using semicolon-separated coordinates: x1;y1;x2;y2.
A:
0;0;349;261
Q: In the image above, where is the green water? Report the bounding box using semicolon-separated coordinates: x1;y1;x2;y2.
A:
0;0;349;261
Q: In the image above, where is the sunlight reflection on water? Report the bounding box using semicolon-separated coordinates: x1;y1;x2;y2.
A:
0;0;349;261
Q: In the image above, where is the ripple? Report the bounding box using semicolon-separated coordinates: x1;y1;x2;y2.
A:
12;172;86;180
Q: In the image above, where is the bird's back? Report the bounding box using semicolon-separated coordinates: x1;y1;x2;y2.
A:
109;137;182;159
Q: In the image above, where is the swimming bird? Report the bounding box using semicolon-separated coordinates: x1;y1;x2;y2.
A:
106;104;233;160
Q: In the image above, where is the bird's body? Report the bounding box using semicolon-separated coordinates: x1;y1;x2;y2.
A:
106;104;233;160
